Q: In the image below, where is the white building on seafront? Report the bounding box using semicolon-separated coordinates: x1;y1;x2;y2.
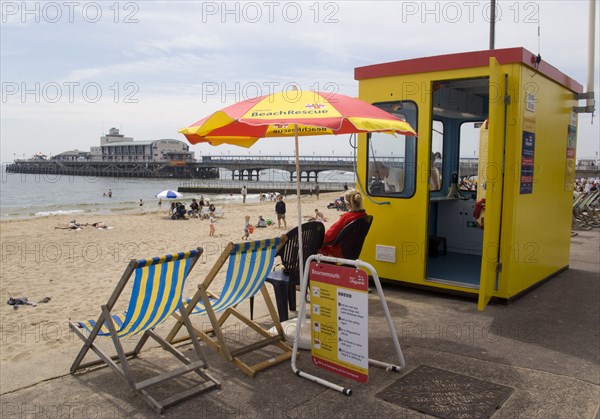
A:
83;128;194;162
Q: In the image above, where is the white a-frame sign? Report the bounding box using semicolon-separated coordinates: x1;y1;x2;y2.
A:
291;254;406;395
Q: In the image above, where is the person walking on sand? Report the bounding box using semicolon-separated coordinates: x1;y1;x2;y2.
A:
190;199;199;218
275;195;287;229
315;183;320;200
242;215;251;240
241;185;248;204
209;212;216;236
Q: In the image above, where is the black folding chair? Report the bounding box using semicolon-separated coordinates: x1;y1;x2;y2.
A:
330;215;374;260
250;221;325;322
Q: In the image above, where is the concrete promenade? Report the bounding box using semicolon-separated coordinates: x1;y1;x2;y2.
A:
1;231;598;418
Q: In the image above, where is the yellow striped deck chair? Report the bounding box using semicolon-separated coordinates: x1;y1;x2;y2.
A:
69;248;220;414
167;237;292;377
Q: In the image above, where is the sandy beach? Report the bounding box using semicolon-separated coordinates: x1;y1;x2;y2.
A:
0;192;344;393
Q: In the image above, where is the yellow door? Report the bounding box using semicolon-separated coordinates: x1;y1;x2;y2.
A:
478;57;506;310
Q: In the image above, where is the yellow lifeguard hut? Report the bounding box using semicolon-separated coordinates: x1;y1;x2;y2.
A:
354;47;583;310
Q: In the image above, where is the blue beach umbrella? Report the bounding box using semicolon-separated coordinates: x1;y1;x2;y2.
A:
156;190;183;199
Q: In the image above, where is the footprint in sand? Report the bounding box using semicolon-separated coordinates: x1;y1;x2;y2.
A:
12;351;32;362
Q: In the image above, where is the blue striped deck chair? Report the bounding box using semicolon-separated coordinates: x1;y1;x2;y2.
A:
69;247;220;414
166;237;292;377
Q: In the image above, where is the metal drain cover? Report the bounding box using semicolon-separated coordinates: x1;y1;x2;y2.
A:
376;365;513;419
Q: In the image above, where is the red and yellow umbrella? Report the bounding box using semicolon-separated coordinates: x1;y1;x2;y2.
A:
179;90;416;146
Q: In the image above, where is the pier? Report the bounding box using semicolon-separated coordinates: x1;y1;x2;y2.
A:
4;160;219;179
199;155;356;181
4;155;358;180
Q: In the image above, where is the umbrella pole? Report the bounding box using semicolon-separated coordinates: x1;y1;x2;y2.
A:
292;124;310;348
294;124;305;288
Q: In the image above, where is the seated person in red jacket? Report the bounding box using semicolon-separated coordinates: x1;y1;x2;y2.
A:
319;189;367;257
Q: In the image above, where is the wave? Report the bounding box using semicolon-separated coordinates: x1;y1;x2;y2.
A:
34;209;85;217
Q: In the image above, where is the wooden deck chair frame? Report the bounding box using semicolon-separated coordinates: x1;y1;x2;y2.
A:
582;191;600;226
573;192;599;229
167;237;292;377
69;247;220;414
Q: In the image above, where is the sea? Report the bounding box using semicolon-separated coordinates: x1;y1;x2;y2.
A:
0;165;355;220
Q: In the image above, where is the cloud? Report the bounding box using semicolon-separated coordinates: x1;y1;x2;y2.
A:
136;34;226;54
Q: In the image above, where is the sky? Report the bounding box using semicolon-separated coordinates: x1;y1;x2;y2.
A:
1;0;599;162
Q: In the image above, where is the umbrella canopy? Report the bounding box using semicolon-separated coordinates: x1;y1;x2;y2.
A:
179;90;416;145
156;190;183;199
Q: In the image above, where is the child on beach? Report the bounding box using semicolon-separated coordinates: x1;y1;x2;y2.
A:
256;215;267;228
242;215;251;240
209;212;216;236
311;209;327;222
